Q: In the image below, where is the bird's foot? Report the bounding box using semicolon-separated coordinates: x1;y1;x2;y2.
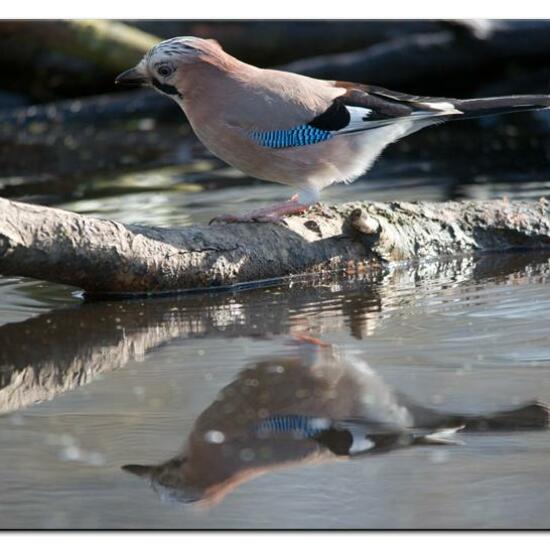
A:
291;333;332;348
209;196;310;224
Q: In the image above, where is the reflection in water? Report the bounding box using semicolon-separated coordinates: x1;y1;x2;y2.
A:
0;271;383;415
123;339;549;507
1;252;550;527
2;252;550;415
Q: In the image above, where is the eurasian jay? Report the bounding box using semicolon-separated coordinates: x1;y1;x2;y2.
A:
122;338;549;506
116;36;550;223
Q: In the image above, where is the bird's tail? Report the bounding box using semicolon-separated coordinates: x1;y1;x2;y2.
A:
459;400;550;431
452;95;550;120
411;400;550;440
407;400;550;447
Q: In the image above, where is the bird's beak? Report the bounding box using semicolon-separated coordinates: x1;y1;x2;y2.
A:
115;67;148;87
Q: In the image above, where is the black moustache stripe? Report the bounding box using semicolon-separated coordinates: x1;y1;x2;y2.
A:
152;78;182;98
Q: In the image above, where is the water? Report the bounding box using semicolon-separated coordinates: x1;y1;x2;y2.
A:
2;115;550;529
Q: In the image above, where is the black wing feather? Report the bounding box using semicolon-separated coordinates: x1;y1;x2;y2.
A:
309;100;351;131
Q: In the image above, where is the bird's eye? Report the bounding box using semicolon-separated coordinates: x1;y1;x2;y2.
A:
157;65;173;78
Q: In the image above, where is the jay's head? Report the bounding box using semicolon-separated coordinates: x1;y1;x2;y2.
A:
115;36;225;99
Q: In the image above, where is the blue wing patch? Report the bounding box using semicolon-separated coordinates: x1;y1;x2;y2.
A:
254;415;330;438
250;125;333;149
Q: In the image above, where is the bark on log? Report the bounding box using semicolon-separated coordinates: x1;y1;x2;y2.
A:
1;197;550;295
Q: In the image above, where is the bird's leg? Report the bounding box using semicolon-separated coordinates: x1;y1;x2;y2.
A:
210;194;310;224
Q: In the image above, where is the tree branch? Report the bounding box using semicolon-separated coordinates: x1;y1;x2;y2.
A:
1;197;550;295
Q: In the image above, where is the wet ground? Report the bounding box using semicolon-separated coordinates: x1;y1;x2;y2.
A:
2;111;550;529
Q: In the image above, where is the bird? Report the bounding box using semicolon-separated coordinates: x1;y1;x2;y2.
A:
116;36;550;223
122;337;549;506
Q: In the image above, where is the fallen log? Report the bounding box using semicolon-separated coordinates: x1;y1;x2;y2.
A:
1;197;550;295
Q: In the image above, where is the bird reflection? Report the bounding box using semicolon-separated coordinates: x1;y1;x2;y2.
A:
123;337;549;507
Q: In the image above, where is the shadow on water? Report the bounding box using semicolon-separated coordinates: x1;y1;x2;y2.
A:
122;338;549;508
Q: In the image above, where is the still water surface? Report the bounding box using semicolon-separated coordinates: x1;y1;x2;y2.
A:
2;117;550;528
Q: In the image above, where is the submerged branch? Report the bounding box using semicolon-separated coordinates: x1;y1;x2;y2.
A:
1;197;550;295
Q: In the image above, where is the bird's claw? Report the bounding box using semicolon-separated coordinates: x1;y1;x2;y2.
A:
209;215;241;225
209;199;310;225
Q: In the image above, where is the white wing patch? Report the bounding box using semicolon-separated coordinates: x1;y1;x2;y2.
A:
341;105;374;132
348;434;376;455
